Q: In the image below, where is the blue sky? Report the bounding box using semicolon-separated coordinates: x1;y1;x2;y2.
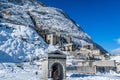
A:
38;0;120;54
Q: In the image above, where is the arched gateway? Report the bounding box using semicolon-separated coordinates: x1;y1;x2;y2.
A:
52;63;63;80
41;50;66;80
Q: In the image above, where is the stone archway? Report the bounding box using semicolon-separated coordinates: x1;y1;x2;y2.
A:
51;63;63;80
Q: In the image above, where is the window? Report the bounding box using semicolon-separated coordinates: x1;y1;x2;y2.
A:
48;40;50;44
49;35;51;38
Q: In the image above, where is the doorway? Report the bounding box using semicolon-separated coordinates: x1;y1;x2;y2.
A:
51;63;63;80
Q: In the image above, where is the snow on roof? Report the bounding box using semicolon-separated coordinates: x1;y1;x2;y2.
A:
110;56;120;63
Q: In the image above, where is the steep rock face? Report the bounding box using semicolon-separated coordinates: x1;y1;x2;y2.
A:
0;0;107;62
0;0;48;62
0;23;47;62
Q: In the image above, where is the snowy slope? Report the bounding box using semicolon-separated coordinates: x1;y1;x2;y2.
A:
0;0;108;70
0;0;105;46
2;0;108;52
0;0;118;80
0;23;47;62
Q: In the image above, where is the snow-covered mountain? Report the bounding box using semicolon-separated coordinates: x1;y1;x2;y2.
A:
1;0;120;80
0;0;107;63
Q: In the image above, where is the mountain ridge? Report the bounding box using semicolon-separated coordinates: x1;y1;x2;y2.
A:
0;0;108;62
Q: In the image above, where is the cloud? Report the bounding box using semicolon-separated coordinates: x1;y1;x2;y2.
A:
116;38;120;44
111;38;120;54
112;48;120;54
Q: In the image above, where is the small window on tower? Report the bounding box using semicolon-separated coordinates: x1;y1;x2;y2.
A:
48;40;50;44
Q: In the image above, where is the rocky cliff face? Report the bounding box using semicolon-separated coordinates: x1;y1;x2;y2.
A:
0;0;107;62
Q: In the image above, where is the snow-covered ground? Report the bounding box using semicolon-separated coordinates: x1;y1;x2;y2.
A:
1;71;120;80
0;62;120;80
0;72;41;80
66;71;120;80
0;62;42;80
67;75;120;80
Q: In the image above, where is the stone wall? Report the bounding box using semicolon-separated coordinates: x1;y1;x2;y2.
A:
67;66;96;74
41;60;48;80
116;63;120;72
